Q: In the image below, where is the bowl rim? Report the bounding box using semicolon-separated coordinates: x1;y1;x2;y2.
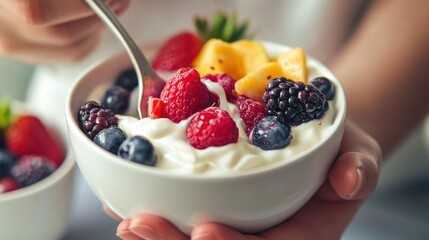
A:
65;40;347;181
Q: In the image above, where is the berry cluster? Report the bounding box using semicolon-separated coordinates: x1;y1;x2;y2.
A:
80;64;337;162
263;77;329;126
77;68;159;167
0;101;65;194
149;68;239;149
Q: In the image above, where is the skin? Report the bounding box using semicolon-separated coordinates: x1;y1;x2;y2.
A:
0;0;426;239
0;0;130;63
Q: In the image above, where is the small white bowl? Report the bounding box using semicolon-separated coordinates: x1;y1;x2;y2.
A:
66;41;346;234
0;150;75;240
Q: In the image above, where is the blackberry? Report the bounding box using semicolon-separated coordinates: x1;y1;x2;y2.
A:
102;86;130;114
77;101;118;140
310;77;335;100
115;68;138;92
263;77;328;126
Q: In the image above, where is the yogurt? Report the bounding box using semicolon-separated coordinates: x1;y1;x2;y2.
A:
118;77;336;175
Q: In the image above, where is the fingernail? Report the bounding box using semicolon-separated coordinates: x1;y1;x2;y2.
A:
116;231;139;240
347;166;366;199
193;233;220;240
129;224;160;240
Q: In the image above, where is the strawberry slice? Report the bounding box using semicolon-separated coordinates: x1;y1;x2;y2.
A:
148;97;165;119
152;32;203;71
6;115;65;168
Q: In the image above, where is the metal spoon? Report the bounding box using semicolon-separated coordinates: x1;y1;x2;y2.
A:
85;0;165;118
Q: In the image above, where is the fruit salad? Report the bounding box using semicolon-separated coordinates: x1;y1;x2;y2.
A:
0;101;66;194
76;13;339;175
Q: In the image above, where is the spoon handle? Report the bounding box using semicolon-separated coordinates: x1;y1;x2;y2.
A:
85;0;159;118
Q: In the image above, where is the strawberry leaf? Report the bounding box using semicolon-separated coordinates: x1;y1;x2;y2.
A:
210;11;227;39
0;99;13;130
195;17;209;42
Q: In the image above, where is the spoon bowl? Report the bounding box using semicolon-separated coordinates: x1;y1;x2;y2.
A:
85;0;165;118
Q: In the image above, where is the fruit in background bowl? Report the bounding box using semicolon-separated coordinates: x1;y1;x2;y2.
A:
0;100;75;240
0;100;66;193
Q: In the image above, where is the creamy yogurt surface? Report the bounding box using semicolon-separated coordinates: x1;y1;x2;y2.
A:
118;77;336;175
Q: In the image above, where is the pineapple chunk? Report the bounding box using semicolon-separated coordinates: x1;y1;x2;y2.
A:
235;62;284;102
192;39;245;80
232;40;269;74
276;47;308;83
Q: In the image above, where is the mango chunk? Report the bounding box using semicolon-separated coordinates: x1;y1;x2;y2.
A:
276;47;308;83
235;62;284;102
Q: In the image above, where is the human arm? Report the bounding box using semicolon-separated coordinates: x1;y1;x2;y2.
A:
0;0;129;64
332;0;429;157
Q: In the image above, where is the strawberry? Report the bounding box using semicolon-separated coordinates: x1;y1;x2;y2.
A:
6;115;65;168
160;67;213;123
148;97;165;119
152;32;203;71
152;12;252;72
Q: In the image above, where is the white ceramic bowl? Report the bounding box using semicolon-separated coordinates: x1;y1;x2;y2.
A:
66;41;346;234
0;147;75;240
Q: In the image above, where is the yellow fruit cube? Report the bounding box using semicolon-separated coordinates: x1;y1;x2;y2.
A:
235;62;284;102
232;40;269;75
192;39;245;80
276;47;308;83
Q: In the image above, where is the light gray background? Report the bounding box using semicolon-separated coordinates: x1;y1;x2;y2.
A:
1;58;428;240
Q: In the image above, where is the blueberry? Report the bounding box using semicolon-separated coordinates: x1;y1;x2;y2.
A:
118;136;157;166
102;86;130;114
0;150;17;178
0;137;5;149
115;69;138;92
310;77;335;100
252;116;292;150
11;156;55;187
93;127;127;154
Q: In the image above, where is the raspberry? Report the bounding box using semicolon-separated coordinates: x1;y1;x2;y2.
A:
234;95;267;136
186;107;239;149
0;177;20;193
203;73;236;102
160;68;213;123
263;77;328;126
77;101;118;139
11;155;55;187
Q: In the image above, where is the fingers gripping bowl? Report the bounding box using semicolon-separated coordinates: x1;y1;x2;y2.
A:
66;41;346;234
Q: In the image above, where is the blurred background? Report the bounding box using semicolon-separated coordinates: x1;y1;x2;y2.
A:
1;54;428;240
